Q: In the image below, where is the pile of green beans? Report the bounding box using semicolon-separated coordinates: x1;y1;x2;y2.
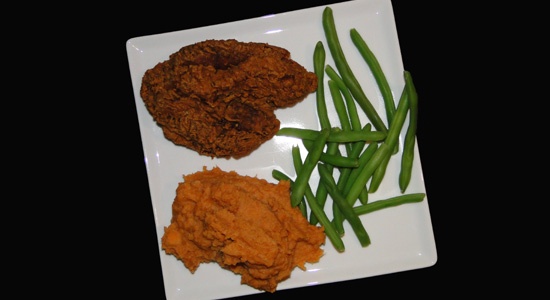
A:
322;7;387;133
272;7;424;251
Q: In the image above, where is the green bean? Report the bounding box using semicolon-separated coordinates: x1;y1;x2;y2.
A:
330;124;370;233
322;7;387;133
328;79;353;154
277;127;386;143
291;128;329;207
358;188;369;205
368;85;410;193
318;163;371;247
302;139;359;168
325;65;361;132
272;169;345;252
351;129;374;206
292;145;302;171
399;71;418;193
310;141;339;225
272;170;306;217
346;84;410;203
306;186;345;252
343;142;378;200
328;129;386;143
272;169;289;182
332;141;377;232
315;151;359;168
347;29;399;154
291;145;307;213
328;80;351;132
298;197;307;217
384;85;410;151
326;65;365;157
332;200;345;235
368;154;390;194
335;128;369;191
346;143;390;204
350;28;396;125
314;41;331;130
277;127;319;140
354;193;426;215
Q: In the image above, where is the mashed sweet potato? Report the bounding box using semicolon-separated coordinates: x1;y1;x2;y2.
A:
161;167;325;292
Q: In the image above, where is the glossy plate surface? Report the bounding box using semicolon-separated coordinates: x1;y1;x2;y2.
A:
126;0;436;299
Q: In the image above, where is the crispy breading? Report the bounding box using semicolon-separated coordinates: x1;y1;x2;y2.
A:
140;39;317;158
161;167;325;292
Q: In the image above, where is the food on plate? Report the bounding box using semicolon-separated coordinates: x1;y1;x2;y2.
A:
272;7;425;251
161;167;325;292
140;39;317;158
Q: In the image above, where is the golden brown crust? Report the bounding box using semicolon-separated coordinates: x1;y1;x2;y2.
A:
140;39;317;158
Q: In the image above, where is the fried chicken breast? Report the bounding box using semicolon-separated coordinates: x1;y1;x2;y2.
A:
140;39;317;158
161;167;325;292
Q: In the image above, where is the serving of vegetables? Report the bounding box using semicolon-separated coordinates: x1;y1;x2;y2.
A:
272;7;424;252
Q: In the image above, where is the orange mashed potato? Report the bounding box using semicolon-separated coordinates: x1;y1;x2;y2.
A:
161;167;325;292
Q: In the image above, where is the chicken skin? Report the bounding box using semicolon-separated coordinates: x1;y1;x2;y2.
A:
140;39;317;158
161;167;325;292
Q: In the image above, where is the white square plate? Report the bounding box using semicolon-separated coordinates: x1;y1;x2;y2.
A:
127;0;436;299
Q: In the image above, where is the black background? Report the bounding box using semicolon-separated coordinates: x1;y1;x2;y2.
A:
89;0;489;298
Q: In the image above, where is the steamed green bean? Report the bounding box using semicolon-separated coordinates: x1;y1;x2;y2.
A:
350;28;396;125
290;128;329;207
399;71;418;193
346;83;410;203
314;41;331;130
277;127;386;143
302;139;359;168
328;80;352;132
318;163;371;247
322;7;387;133
325;65;362;132
354;193;425;215
309;141;339;225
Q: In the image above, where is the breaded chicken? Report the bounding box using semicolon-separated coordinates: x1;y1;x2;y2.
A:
161;167;325;292
140;39;317;158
